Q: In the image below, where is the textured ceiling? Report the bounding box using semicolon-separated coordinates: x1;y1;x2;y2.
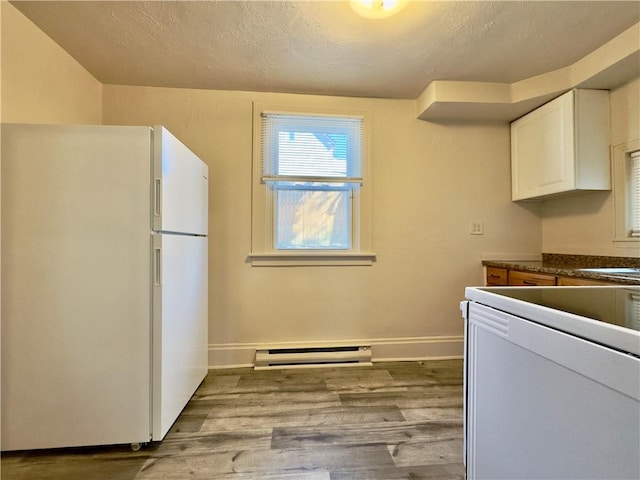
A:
10;0;640;99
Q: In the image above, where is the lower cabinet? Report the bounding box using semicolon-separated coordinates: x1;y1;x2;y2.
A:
486;267;508;286
508;270;556;286
485;268;620;287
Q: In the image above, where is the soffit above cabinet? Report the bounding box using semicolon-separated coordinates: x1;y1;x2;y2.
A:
417;23;640;123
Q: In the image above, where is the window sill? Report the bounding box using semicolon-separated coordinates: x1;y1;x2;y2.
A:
248;251;377;267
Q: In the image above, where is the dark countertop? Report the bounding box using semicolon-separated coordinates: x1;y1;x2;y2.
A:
482;254;640;285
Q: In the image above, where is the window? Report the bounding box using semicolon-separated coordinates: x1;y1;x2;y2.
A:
251;106;374;266
613;141;640;246
262;113;361;250
631;293;640;331
630;150;640;237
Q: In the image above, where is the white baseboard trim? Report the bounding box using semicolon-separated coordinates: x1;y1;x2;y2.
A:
208;335;464;369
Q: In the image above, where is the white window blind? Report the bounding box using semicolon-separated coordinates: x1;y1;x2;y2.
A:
261;113;363;184
630;294;640;331
631;150;640;237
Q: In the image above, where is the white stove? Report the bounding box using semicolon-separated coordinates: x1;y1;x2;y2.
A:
461;286;640;480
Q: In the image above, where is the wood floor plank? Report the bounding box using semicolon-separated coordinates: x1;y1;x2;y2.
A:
271;420;463;449
323;368;403;393
166;413;209;434
339;385;463;407
197;390;341;406
387;436;464;467
400;405;464;422
150;429;272;456
234;370;330;393
178;398;220;415
200;404;406;431
418;362;464;385
192;373;242;397
330;462;466;480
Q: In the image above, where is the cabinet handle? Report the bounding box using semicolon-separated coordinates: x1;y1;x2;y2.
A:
523;280;537;286
489;274;500;278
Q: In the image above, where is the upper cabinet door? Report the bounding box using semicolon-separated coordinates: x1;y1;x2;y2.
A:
152;126;209;235
511;89;611;201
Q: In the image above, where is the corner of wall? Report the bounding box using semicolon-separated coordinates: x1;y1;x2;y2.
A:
2;1;102;124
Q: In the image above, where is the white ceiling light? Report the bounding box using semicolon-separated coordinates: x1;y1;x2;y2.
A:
349;0;409;19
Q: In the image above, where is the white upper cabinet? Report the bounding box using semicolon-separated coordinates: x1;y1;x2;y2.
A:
510;89;611;201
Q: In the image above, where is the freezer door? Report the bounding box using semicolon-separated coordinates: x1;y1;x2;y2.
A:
152;127;208;235
152;234;208;440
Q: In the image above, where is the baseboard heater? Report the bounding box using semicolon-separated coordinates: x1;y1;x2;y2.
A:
254;346;372;370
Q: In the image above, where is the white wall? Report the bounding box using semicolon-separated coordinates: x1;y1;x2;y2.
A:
102;85;542;366
541;78;640;258
0;2;102;124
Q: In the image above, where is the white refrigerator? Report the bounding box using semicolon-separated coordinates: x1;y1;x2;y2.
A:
1;124;209;451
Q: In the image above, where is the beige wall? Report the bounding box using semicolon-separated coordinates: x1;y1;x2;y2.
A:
541;78;640;257
103;85;541;365
1;2;101;124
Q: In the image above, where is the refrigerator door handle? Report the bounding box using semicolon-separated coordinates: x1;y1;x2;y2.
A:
154;247;162;286
154;179;162;218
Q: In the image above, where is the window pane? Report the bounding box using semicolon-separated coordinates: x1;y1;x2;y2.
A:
275;187;351;249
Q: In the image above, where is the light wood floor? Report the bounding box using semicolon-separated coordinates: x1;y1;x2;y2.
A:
2;360;465;479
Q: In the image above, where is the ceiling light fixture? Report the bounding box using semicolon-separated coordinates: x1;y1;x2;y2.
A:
349;0;408;19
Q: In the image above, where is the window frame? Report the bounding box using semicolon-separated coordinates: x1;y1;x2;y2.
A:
629;150;640;237
249;103;375;266
612;139;640;246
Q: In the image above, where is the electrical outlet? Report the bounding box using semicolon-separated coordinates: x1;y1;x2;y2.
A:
470;221;484;235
